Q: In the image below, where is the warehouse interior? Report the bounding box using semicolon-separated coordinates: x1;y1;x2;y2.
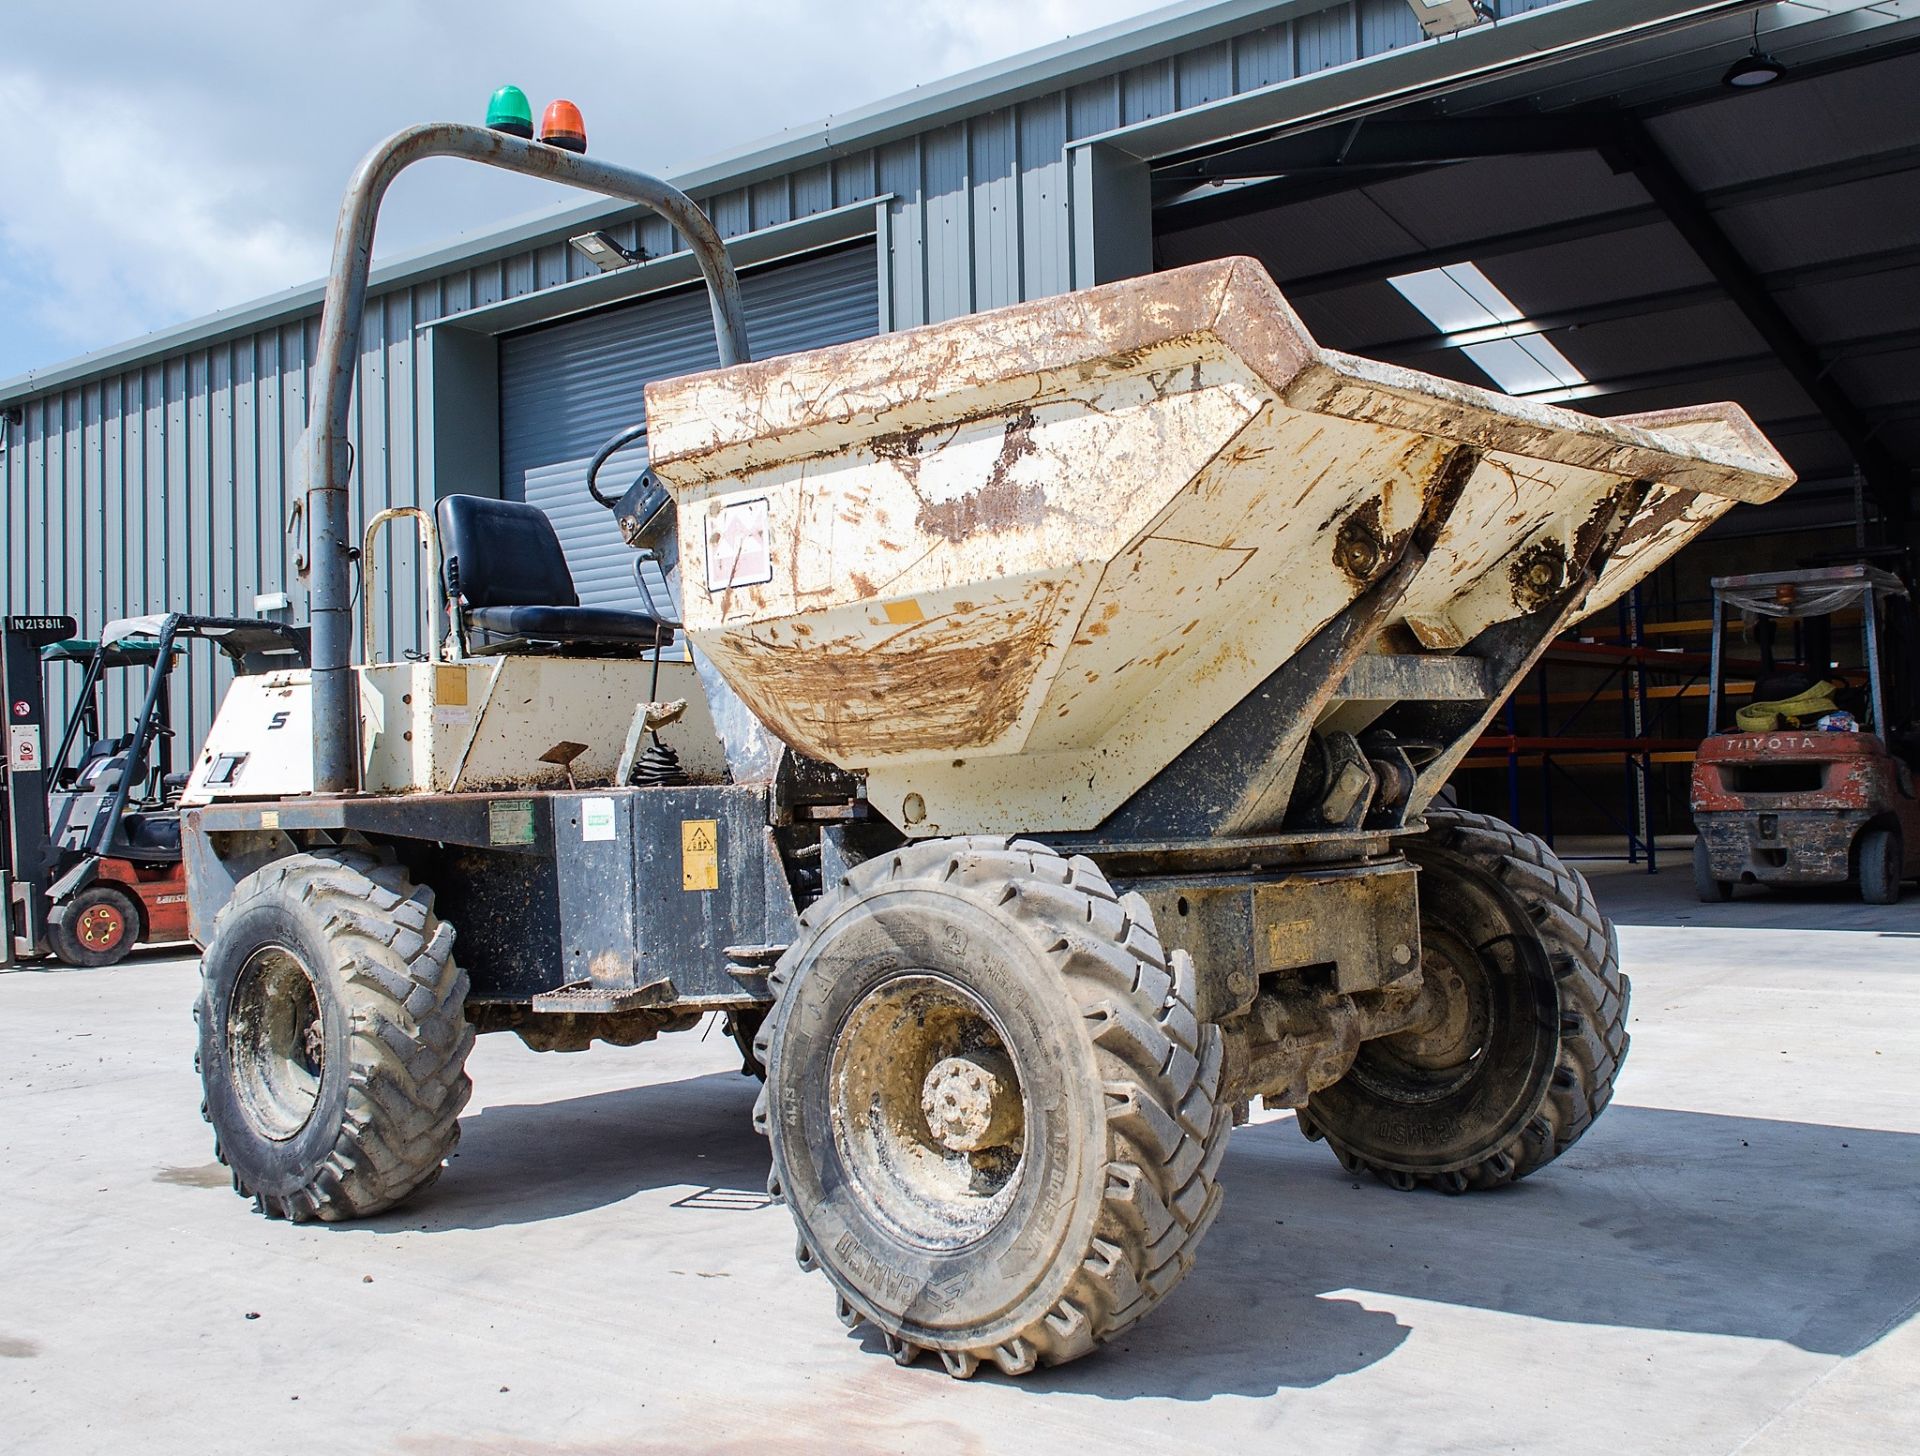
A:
1152;12;1920;855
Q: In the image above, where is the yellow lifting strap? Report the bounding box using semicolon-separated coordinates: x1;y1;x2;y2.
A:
1736;678;1844;732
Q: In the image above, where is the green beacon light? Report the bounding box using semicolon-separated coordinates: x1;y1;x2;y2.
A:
485;85;534;139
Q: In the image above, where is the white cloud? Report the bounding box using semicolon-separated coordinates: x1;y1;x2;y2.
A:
0;0;1165;377
0;68;326;358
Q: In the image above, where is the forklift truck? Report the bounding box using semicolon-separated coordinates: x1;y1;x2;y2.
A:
1;613;307;965
1692;564;1917;903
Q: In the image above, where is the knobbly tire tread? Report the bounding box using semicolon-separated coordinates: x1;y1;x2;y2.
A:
197;849;473;1222
1300;809;1629;1194
755;835;1229;1377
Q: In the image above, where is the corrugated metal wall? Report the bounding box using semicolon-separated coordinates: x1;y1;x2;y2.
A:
0;0;1539;747
499;243;880;607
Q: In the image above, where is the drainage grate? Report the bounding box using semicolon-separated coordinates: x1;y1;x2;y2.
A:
671;1186;773;1211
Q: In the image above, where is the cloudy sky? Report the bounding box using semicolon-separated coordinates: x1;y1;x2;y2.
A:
0;0;1167;382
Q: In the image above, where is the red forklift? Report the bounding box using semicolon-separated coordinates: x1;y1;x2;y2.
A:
2;613;307;966
1691;564;1918;904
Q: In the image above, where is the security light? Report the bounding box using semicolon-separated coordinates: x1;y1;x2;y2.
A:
1722;50;1786;88
1405;0;1495;39
1723;12;1788;89
569;230;644;273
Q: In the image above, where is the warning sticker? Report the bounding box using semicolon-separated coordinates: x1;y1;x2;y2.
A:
489;798;536;846
581;797;616;843
705;498;772;592
7;724;41;774
681;818;719;892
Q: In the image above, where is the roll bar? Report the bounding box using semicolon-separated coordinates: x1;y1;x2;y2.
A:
305;122;751;793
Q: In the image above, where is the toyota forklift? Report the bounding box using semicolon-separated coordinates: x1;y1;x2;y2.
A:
1691;564;1918;903
1;613;307;966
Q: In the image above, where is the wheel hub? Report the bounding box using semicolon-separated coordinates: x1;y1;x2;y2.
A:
1355;925;1495;1093
1392;947;1483;1069
227;944;325;1141
78;903;126;950
829;973;1029;1249
921;1051;1022;1153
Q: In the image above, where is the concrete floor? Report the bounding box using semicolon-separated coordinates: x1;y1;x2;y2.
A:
3;867;1916;1455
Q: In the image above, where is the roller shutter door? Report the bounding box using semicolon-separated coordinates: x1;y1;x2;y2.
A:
498;241;878;607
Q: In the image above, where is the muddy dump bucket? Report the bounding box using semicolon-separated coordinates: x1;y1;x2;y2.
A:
645;257;1792;833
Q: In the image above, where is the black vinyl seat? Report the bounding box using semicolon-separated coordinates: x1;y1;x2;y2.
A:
436;494;671;657
121;811;182;856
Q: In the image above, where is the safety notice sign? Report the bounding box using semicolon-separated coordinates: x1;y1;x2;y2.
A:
8;724;41;774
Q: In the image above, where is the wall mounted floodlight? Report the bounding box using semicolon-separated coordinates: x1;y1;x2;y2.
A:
569;230;646;272
1405;0;1495;39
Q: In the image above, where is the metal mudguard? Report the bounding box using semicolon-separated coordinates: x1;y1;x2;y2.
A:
184;784;799;1007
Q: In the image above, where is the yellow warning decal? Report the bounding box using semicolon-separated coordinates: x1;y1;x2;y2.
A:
434;665;469;706
882;598;924;625
681;819;719;892
1264;918;1313;970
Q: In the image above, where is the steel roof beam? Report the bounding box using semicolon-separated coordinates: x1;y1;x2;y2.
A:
1508;319;1920;408
1613;117;1910;527
1366;295;1920;367
1153;113;1622;187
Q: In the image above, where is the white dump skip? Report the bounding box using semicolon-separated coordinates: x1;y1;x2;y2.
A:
645;257;1794;835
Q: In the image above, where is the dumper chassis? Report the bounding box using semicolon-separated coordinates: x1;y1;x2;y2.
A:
181;121;1792;1377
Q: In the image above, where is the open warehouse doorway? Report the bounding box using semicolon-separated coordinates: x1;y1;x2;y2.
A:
1148;23;1920;860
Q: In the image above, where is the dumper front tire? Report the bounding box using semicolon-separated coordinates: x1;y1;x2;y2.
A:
1299;810;1628;1193
755;837;1229;1377
196;850;473;1222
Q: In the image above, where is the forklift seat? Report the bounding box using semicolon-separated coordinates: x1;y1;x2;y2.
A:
435;495;672;657
121;811;181;856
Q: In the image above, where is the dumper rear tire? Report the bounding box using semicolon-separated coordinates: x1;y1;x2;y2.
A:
1298;809;1628;1193
195;850;473;1222
755;836;1229;1377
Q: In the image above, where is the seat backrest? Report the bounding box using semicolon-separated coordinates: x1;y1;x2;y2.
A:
437;495;579;609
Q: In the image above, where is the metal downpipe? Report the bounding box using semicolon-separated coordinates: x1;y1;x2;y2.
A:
305;121;750;793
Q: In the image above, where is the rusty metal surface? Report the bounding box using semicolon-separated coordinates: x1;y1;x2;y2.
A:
1219;977;1426;1111
1126;857;1430;1108
1128;858;1421;1023
646;256;1795;837
1694;810;1864;885
1691;727;1920;885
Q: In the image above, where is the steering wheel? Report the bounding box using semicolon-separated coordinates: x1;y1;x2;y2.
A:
586;421;649;510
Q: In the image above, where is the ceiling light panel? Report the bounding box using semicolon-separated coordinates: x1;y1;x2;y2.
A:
1388;262;1588;395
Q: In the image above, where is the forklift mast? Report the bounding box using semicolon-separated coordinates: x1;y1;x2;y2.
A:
1;614;78;959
